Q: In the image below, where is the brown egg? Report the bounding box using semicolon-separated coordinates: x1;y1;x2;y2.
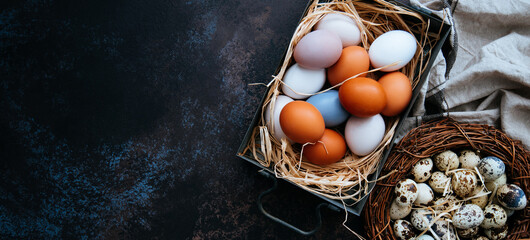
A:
327;46;370;86
338;77;387;117
279;101;325;144
378;72;412;116
303;129;347;165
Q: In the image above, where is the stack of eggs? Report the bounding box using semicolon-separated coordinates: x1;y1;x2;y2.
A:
266;12;417;165
390;150;527;240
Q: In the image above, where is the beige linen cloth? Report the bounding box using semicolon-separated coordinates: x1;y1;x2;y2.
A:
396;0;530;150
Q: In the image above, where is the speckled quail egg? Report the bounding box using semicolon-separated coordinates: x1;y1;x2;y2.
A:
434;150;459;171
478;156;505;181
484;225;508;240
480;204;507;229
433;195;459;213
414;183;434;205
496;183;527;210
415;235;435;240
410;209;434;231
390;200;412;220
394;179;418;207
412;158;433;183
393;220;417;240
452;169;478;198
473;236;489;240
429;171;452;195
485;173;507;192
457;226;479;238
452;204;484;229
431;219;456;240
468;187;489;209
459;150;480;169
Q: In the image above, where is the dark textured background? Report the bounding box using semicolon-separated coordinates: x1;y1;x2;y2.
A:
0;0;370;238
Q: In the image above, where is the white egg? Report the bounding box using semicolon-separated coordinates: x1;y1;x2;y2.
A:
459;150;480;169
411;158;433;183
452;204;484;229
414;183;434;205
281;63;325;99
451;169;477;198
478;156;505;181
368;30;417;72
390;200;412;220
484;225;508;240
264;95;293;142
344;114;385;156
485;173;507;193
394;179;418;207
481;204;507;229
393;220;417;240
410;209;434;231
314;13;361;47
434;150;459;171
428;171;451;195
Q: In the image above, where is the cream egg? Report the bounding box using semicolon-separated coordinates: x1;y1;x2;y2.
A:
459;150;480;169
390;200;412;220
414;183;434;205
393;220;417;240
411;158;433;183
394;179;418;207
452;204;484;229
429;171;452;195
451;169;477;198
480;204;507;229
434;150;459;171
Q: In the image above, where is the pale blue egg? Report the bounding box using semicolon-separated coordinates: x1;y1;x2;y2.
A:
306;90;349;127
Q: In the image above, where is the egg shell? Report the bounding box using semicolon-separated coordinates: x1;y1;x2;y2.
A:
459;150;480;169
414;183;434;205
265;95;294;142
338;77;387;117
327;46;370;86
279;101;325;144
306;90;349;127
433;195;458;213
369;30;417;72
394;179;418;207
411;158;433;183
431;220;456;239
452;169;478;198
480;204;507;229
314;13;361;47
429;171;452;195
378;72;412;116
478;156;506;182
344;114;385;156
415;235;435;240
303;129;347;165
484;225;508;240
393;220;417;240
504;207;514;217
468;187;489;209
485;173;507;193
452;204;484;229
456;226;479;238
293;30;342;69
390;200;412;220
496;183;527;210
434;150;459;171
410;209;434;231
281;63;326;99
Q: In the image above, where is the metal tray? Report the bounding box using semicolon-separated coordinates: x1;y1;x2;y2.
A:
237;0;451;235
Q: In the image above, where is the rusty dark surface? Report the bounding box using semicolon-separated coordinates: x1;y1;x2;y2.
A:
0;0;370;238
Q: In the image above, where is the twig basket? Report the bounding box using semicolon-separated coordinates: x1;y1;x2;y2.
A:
362;117;530;239
239;0;448;210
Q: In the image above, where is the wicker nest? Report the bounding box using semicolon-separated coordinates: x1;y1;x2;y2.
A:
362;117;530;239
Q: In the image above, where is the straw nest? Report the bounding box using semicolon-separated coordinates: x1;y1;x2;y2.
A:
241;0;444;204
362;118;530;240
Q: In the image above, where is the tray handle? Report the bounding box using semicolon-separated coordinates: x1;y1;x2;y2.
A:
257;170;341;235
